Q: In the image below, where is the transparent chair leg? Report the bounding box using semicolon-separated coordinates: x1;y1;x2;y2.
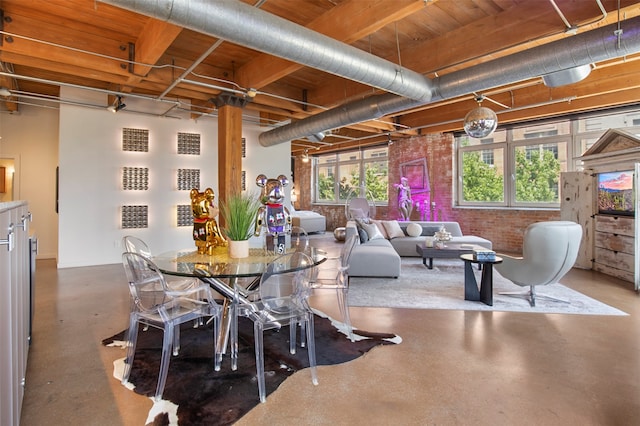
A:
254;322;267;403
299;321;307;348
305;313;318;386
155;324;175;401
213;313;222;371
172;324;180;356
336;287;354;341
289;318;298;354
121;316;139;385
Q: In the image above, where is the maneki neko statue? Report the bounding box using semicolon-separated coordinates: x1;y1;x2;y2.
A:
255;174;291;254
190;187;227;255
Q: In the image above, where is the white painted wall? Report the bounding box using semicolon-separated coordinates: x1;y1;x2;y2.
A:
57;87;290;267
0;101;59;259
0;88;290;267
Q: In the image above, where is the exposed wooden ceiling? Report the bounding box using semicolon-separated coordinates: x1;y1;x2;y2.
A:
1;0;640;158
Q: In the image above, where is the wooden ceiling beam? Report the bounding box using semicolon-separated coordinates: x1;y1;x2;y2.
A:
128;19;182;81
398;61;640;134
236;0;427;90
305;0;640;112
1;12;131;77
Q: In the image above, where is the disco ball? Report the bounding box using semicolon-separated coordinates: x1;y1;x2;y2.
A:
463;106;498;139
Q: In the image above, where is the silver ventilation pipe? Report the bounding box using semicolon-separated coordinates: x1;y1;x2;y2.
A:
431;18;640;100
100;0;434;103
101;0;640;146
260;93;424;146
260;16;640;146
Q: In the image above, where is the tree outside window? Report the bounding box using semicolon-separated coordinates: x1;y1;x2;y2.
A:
314;146;388;204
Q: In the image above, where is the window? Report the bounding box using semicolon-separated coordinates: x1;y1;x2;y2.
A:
313;146;389;204
457;123;567;208
456;107;640;209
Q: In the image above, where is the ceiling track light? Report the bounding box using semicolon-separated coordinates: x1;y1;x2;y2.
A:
0;87;12;97
301;149;310;163
107;95;126;113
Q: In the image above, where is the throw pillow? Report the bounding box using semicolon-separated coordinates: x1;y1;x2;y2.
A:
370;219;389;239
422;226;441;237
361;222;385;240
354;219;369;243
406;222;422;237
357;227;368;243
382;220;405;239
354;217;370;227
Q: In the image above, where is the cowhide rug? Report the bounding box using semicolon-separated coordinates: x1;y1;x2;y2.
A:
103;311;400;425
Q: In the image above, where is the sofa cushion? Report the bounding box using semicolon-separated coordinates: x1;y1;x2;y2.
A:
370;219;389;239
356;227;368;243
361;221;385;240
406;222;422;237
382;220;405;239
348;240;401;278
421;226;441;236
362;237;394;247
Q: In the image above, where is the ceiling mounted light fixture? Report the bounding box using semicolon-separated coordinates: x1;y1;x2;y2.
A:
0;87;12;97
107;96;126;113
463;95;497;139
301;149;310;163
541;64;592;87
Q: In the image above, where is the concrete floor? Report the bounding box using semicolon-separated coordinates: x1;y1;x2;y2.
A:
20;235;640;425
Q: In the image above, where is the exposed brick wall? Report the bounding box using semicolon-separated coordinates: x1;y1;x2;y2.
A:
296;133;559;253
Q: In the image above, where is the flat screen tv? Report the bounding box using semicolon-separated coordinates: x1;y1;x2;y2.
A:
597;170;635;216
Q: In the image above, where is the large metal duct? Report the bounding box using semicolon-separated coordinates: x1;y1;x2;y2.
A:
101;0;640;146
260;16;640;146
100;0;434;103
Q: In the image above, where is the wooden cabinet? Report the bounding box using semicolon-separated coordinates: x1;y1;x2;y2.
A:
571;129;640;290
593;215;635;283
0;201;31;426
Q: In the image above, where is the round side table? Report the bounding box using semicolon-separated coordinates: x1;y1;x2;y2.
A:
333;227;346;242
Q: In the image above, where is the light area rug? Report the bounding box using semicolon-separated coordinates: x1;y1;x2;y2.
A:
348;257;627;315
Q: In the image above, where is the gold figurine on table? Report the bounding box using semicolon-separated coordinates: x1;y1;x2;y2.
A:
191;188;227;255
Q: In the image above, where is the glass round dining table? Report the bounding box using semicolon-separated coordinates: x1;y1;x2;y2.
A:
154;246;328;294
153;246;328;353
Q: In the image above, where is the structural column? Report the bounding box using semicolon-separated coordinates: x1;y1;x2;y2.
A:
215;93;248;224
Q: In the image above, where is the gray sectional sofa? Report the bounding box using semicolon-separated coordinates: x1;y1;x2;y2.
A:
345;220;492;278
291;210;326;234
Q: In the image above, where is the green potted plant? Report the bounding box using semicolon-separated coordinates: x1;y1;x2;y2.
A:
220;192;261;258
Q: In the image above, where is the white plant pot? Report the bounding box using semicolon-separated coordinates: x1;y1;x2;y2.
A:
228;240;250;258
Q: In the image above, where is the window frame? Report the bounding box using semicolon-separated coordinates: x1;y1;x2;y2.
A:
456;123;571;209
312;145;389;205
456;107;640;209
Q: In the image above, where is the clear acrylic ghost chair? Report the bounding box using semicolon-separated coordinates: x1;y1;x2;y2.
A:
123;235;207;329
310;235;358;340
123;235;202;293
230;251;318;403
121;252;222;401
289;226;309;252
495;221;583;307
